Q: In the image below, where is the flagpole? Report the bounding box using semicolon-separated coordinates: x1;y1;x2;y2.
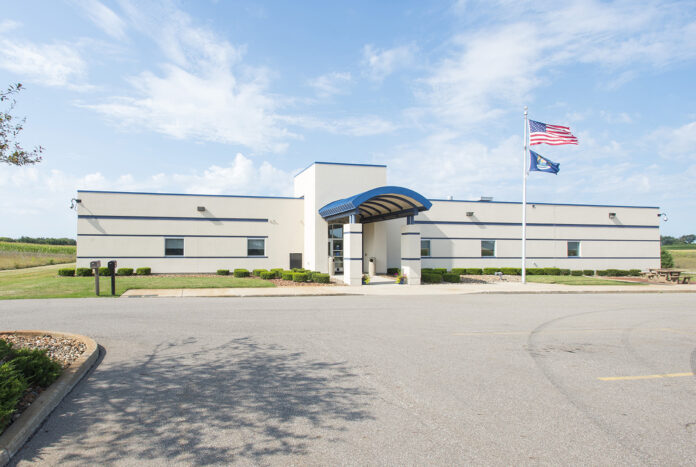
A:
522;106;528;284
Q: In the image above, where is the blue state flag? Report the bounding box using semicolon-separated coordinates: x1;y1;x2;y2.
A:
529;150;560;174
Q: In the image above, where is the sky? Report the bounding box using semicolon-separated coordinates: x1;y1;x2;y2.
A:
1;0;695;238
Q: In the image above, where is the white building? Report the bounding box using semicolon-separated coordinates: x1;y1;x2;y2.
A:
76;161;660;284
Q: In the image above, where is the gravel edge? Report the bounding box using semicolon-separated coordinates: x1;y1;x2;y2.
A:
0;331;98;466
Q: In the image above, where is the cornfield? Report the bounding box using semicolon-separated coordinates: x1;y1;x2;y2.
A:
0;242;76;270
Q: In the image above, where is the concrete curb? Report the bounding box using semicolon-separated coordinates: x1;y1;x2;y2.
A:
0;331;99;467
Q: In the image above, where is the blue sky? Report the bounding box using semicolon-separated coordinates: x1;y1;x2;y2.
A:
1;0;694;238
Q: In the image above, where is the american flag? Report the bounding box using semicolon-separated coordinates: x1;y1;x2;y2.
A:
529;119;578;146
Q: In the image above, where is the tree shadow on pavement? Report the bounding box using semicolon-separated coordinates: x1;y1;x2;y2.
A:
16;336;374;465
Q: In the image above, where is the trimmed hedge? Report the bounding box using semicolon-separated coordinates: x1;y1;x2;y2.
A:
421;272;443;284
233;269;250;278
483;267;500;275
571;270;583;276
216;269;229;276
58;268;75;277
75;267;92;277
421;268;433;273
527;268;545;275
629;269;641;277
98;267;110;276
314;273;330;283
560;269;571;276
281;271;294;280
432;268;447;275
270;268;284;278
117;268;134;276
500;267;521;275
259;271;274;280
543;268;561;276
293;272;309;282
252;269;268;277
466;268;483;275
136;267;151;276
583;270;595;276
442;273;460;283
387;267;400;276
450;268;467;275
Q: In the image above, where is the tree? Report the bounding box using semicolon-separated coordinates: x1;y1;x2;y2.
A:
1;83;43;165
680;234;695;244
661;249;674;268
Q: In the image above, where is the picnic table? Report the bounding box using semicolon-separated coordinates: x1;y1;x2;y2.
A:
646;269;691;284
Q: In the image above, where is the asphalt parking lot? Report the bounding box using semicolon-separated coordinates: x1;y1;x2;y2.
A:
2;293;696;465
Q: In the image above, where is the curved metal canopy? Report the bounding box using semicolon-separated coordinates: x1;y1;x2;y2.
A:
318;186;432;223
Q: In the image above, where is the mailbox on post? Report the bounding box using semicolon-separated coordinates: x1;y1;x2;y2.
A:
90;260;101;296
108;260;117;296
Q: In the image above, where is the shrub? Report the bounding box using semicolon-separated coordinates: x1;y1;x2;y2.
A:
293;272;309;282
604;269;629;277
421;268;433;273
387;267;400;276
252;269;268;277
500;267;521;275
75;267;92;277
442;273;460;283
543;268;561;276
421;272;443;284
117;268;134;276
136;267;151;276
11;348;62;387
216;269;229;276
560;269;571;276
98;267;110;276
259;271;274;280
281;271;294;280
629;269;642;277
0;339;13;361
58;268;75;277
483;267;500;275
0;362;28;432
527;268;546;275
596;270;608;276
661;249;674;268
362;274;370;285
466;268;483;275
314;273;330;284
583;270;595;276
450;268;466;275
270;268;284;278
432;268;447;275
571;270;583;276
233;269;250;278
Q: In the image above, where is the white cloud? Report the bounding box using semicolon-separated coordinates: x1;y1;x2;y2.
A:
362;44;416;81
0;38;88;88
281;115;397;136
308;72;352;97
85;2;292;152
650;121;696;160
72;0;127;40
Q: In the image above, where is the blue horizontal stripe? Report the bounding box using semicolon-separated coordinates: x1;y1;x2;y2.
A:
77;190;300;200
421;237;659;242
344;257;362;261
78;234;268;238
415;221;658;229
423;256;660;260
77;256;269;259
79;215;267;222
401;232;420;236
428;199;659;209
401;257;421;261
344;231;363;235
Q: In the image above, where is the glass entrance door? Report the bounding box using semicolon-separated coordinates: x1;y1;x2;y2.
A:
328;224;344;274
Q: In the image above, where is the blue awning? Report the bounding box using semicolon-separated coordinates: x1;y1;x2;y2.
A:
318;186;432;223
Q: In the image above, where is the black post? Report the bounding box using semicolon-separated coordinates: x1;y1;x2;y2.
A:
108;260;117;296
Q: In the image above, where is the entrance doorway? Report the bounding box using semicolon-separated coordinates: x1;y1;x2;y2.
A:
328;223;343;274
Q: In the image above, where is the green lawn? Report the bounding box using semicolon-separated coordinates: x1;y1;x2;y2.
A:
0;264;274;300
661;244;696;250
526;275;645;286
669;250;696;270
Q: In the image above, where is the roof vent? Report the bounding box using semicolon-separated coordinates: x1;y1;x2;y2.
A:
480;196;493;202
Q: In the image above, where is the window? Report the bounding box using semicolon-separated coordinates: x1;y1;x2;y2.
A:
481;240;495;257
328;224;343;239
247;238;265;256
165;238;184;256
421;239;431;257
567;241;580;257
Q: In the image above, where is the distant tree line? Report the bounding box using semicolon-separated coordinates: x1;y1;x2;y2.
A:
661;234;695;245
0;236;76;246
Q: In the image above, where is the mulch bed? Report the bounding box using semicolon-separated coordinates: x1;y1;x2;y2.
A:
0;333;86;429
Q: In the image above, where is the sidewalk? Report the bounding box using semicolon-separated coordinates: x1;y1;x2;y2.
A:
121;280;696;298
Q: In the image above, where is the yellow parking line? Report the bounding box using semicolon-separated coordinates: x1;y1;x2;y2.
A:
598;372;694;381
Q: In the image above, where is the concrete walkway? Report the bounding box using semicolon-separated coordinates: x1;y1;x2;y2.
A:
121;278;696;297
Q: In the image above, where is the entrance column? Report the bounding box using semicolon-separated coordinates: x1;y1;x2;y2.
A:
400;224;421;285
343;223;363;286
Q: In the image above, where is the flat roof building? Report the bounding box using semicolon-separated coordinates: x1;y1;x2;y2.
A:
76;161;660;284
